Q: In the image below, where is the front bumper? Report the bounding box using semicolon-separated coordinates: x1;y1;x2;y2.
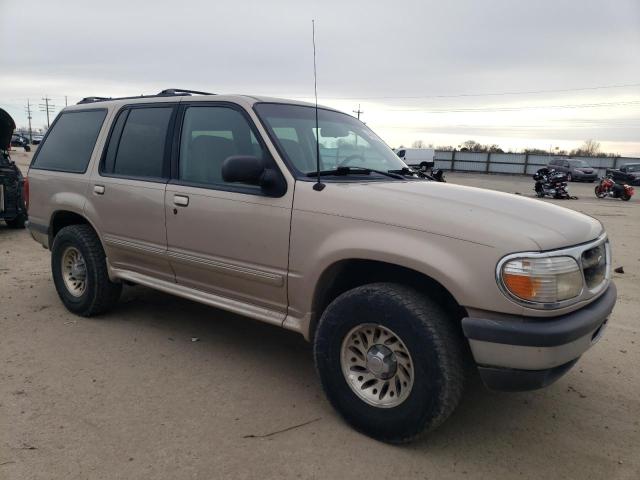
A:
462;283;616;391
573;171;597;181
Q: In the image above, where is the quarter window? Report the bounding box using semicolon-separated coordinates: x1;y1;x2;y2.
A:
32;110;107;173
178;106;266;189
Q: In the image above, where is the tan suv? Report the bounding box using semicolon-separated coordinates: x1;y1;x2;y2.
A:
27;89;616;442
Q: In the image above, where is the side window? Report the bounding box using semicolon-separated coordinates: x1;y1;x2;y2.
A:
31;110;107;173
178;106;266;189
103;107;173;179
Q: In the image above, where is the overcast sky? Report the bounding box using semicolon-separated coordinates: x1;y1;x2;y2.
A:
1;0;639;155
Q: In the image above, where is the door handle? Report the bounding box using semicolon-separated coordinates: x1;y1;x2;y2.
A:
173;195;189;207
94;185;105;195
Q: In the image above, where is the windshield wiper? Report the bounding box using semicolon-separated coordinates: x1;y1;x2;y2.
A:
305;166;404;180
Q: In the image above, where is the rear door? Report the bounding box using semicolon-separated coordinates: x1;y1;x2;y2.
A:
85;104;177;282
164;103;293;320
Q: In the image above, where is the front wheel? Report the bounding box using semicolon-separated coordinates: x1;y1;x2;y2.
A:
621;193;631;201
595;185;606;198
51;224;122;316
313;283;465;443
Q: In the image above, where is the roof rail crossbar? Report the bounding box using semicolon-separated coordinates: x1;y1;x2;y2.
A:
77;96;111;104
76;89;215;105
158;88;215;96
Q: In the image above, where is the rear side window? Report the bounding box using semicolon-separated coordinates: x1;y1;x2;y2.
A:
32;110;107;173
102;107;173;179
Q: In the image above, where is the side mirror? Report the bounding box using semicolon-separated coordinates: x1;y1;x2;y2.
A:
222;155;264;185
221;155;286;197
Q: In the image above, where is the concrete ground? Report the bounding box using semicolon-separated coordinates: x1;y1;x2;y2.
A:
1;151;639;479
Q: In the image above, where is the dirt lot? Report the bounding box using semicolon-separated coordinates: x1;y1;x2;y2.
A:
1;150;639;479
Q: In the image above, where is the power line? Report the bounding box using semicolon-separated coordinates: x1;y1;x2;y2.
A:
39;96;56;128
25;100;33;143
353;104;364;120
385;99;640;113
307;81;640;101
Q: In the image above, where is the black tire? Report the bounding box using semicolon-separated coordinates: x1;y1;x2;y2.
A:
51;224;122;316
5;214;26;229
313;283;465;443
621;193;631;201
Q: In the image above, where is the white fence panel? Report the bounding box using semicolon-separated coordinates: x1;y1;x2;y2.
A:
491;153;525;164
435;151;453;161
490;163;526;174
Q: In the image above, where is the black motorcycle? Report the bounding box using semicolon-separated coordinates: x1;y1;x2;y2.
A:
416;161;446;182
533;167;574;199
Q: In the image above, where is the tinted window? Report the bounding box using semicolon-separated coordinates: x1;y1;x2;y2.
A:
110;107;173;178
179;106;266;189
32;110;107;173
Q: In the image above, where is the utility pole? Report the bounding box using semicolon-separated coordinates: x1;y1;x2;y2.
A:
353;104;363;120
25;100;33;144
39;96;55;129
65;96;68;107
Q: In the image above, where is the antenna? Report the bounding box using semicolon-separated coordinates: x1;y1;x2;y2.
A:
311;19;325;191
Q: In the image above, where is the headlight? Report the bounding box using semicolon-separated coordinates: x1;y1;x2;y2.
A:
500;256;583;304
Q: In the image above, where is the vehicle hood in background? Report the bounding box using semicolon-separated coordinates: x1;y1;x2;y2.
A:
296;180;603;252
0;108;16;151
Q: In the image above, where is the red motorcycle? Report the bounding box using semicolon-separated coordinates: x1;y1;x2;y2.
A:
595;175;634;201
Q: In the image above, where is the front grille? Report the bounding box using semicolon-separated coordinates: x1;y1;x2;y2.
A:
581;242;607;289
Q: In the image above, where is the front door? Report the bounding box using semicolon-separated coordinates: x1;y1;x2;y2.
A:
164;104;293;318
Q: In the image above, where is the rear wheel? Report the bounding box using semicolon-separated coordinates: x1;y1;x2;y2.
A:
621;193;631;201
313;283;465;443
51;224;122;316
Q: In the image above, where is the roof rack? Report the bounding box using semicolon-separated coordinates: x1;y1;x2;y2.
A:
77;88;215;105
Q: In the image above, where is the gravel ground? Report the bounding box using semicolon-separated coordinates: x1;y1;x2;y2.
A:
1;150;639;479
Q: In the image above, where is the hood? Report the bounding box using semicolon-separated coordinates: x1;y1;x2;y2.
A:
0;108;16;151
300;181;603;251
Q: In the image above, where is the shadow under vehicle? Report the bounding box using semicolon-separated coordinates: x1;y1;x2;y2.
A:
0;108;28;228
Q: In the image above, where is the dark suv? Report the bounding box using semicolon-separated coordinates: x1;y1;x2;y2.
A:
1;109;28;228
548;158;596;182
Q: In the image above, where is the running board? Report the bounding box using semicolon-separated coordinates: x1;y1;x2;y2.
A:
108;266;285;328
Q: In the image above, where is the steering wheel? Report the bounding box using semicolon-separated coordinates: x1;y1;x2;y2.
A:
338;154;367;167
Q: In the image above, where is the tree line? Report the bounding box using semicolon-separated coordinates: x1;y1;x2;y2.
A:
405;139;618;157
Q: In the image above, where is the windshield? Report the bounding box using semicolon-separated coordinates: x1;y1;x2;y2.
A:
624;164;640;172
569;160;590;168
254;103;408;176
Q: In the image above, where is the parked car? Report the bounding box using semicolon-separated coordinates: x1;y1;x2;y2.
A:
547;158;597;182
27;90;616;443
31;134;44;145
1;109;28;228
11;133;31;152
606;163;640;186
